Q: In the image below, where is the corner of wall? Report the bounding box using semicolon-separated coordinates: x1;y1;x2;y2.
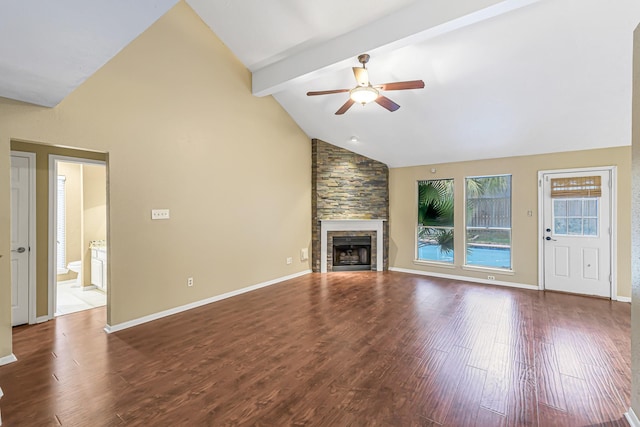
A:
311;139;389;271
629;22;640;417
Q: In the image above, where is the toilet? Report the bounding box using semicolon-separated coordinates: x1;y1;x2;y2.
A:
67;261;82;287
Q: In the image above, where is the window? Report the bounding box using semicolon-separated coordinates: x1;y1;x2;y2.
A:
553;199;598;236
57;175;66;274
417;179;454;263
465;175;511;269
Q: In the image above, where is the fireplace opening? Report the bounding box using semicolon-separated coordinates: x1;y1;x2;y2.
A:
332;236;372;271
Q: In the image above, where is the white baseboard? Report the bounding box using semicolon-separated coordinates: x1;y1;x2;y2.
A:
626;407;640;427
0;354;17;366
390;267;631;300
389;267;539;291
104;270;312;334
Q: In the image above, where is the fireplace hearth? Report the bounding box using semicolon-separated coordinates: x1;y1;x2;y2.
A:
332;236;371;271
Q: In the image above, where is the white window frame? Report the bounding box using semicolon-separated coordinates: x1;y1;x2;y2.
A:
463;174;513;272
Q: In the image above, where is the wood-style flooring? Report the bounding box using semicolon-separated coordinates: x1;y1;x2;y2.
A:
0;272;631;426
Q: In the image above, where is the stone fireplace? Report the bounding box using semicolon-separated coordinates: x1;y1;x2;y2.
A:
312;139;389;272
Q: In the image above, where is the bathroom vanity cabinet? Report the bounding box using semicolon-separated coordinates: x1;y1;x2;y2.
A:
91;247;107;290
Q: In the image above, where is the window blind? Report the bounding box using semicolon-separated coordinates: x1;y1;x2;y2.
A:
550;176;601;198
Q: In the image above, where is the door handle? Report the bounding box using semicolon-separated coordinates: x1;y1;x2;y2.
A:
545;237;556;241
11;247;26;253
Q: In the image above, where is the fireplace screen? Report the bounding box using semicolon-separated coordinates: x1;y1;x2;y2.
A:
332;236;372;271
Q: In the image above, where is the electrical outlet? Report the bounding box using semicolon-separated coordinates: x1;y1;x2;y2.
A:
151;209;170;220
487;275;495;280
187;277;194;287
286;257;293;265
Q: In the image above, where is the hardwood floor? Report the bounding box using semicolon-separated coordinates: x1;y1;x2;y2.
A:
0;272;631;426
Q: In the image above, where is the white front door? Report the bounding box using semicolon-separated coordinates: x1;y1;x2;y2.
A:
542;170;611;298
10;154;31;325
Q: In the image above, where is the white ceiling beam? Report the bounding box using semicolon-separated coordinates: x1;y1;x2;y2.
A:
251;0;541;97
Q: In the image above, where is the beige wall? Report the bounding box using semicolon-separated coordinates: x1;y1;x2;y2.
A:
630;23;640;419
389;146;631;298
0;1;311;358
57;162;82;282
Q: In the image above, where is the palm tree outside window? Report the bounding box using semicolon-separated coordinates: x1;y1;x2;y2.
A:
417;179;454;263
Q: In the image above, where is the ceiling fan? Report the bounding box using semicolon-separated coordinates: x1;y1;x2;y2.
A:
306;54;425;115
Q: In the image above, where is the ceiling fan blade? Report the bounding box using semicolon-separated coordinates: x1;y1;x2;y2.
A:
375;96;400;112
353;67;369;86
335;99;355;115
307;89;350;96
376;80;425;91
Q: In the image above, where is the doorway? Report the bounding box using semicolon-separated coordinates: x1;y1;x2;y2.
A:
538;167;616;298
9;152;36;326
49;156;107;317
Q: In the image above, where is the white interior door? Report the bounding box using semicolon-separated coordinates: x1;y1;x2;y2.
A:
11;154;31;325
542;170;611;298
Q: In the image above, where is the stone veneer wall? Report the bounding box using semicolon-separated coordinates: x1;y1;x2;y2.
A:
312;139;389;272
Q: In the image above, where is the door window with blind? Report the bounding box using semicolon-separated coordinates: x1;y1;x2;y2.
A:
551;176;601;237
417;179;454;263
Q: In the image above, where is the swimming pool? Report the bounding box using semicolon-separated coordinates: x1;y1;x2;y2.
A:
418;244;511;269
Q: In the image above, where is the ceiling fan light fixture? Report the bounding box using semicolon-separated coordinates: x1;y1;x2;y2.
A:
349;85;379;105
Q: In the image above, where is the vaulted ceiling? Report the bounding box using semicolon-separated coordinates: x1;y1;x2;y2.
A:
2;0;639;167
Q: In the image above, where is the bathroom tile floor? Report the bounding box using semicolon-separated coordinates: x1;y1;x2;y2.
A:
56;280;106;316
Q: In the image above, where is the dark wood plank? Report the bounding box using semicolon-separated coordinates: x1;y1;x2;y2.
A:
507;362;537;426
0;272;631;426
535;341;567;410
480;342;513;415
444;366;487;426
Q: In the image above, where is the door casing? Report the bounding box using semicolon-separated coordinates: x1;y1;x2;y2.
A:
48;155;107;319
537;166;618;299
10;151;37;325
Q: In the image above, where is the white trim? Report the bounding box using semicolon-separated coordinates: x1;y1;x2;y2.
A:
537;172;545;290
320;219;385;273
48;156;55;319
36;315;50;324
611;168;618;300
413;259;456;269
389;267;538;291
0;354;17;366
626;407;640;427
616;296;631;303
10;151;37;325
48;155;107;320
537;166;617;299
104;270;312;333
461;265;515;275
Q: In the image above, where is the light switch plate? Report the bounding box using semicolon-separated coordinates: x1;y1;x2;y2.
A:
300;248;309;261
151;209;170;220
